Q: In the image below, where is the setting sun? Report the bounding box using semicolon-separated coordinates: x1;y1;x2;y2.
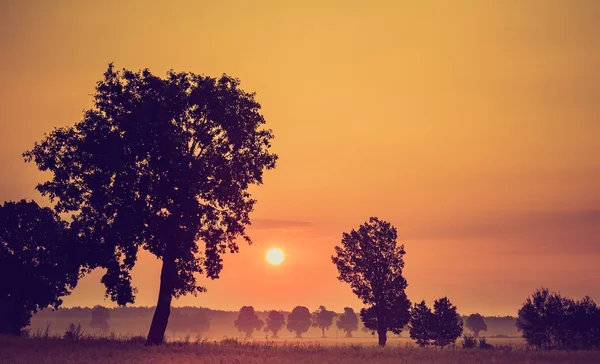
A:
266;248;284;265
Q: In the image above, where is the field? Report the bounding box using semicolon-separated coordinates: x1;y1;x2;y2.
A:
2;336;599;364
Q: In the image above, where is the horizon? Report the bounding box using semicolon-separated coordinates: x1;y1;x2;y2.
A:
2;0;599;319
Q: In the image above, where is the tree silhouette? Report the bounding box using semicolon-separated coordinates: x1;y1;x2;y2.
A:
336;307;359;338
23;64;277;345
431;297;463;347
516;287;600;350
264;310;285;338
331;217;410;346
312;305;337;338
360;294;411;341
287;306;312;338
0;200;80;336
409;301;434;347
465;313;487;337
90;305;110;332
190;309;211;337
234;306;263;338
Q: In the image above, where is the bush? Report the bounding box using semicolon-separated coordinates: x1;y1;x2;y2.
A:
478;337;494;350
462;334;477;349
63;323;84;342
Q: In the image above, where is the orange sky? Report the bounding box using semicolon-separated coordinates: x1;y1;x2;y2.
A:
1;0;599;316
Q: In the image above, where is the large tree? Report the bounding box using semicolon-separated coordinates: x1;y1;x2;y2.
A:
331;217;410;346
312;305;337;338
0;200;80;335
23;64;278;345
287;306;312;338
264;310;285;338
234;306;264;338
336;307;359;338
465;313;487;338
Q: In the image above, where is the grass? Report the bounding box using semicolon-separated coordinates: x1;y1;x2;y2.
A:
2;336;600;364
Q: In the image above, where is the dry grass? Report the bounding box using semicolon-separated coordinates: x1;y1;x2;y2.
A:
1;335;598;364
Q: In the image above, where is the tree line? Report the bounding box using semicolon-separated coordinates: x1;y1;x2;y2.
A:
1;64;598;349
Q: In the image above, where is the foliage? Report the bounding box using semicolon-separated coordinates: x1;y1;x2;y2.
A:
466;313;487;337
478;336;494;350
332;217;410;346
336;307;359;338
410;300;434;347
0;200;80;336
462;334;478;349
312;305;337;338
265;310;285;338
409;298;463;348
234;306;263;338
24;64;277;344
432;297;464;347
63;323;84;342
90;305;110;331
516;287;600;350
287;306;312;338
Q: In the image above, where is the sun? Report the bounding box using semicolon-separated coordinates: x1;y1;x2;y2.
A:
266;248;284;265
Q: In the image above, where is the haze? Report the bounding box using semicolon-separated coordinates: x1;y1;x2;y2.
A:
1;0;599;316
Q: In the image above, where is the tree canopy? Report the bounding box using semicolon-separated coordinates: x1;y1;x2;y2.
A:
23;64;277;344
264;310;285;338
312;305;337;338
0;200;80;336
432;297;463;347
287;306;312;338
234;306;263;338
336;307;359;338
90;305;110;331
465;313;487;337
331;217;410;346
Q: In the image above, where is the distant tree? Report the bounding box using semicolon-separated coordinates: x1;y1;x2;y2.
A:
234;306;263;338
90;305;110;331
287;306;312;338
189;310;211;336
409;301;434;347
24;64;278;345
331;217;410;346
465;313;487;337
336;307;359;338
311;305;337;338
167;310;188;338
0;200;80;336
264;310;285;338
431;297;463;347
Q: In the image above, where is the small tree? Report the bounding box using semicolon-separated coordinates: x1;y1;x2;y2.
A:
336;307;359;338
90;305;110;332
431;297;463;347
465;313;487;337
264;310;285;338
234;306;263;338
24;64;278;345
312;306;337;338
287;306;311;338
0;200;80;336
409;301;434;347
332;217;410;347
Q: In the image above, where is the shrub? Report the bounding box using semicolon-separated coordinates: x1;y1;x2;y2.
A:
462;334;477;349
63;323;84;342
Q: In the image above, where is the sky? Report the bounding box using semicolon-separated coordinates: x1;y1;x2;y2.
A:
1;0;599;316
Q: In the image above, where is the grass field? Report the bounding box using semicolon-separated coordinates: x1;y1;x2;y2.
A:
1;336;599;364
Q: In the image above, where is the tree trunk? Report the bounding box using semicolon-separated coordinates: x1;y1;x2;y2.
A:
146;253;175;345
377;311;387;347
322;328;326;338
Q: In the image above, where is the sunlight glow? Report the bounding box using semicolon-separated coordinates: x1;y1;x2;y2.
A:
266;248;284;265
